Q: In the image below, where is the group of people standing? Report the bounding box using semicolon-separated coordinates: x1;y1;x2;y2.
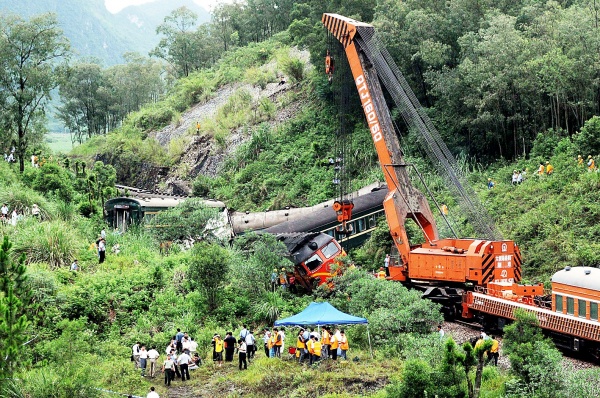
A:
295;326;349;365
0;202;40;225
131;328;201;388
211;325;256;370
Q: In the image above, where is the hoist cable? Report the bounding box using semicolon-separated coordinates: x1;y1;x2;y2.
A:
354;27;501;240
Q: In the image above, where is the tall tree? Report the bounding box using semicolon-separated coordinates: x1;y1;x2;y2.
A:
0;13;70;172
151;7;205;78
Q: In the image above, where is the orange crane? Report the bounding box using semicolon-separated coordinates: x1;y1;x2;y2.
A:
322;13;542;314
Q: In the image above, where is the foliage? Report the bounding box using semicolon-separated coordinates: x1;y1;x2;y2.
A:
187;243;230;311
327;268;442;341
0;13;70;172
146;199;221;243
151;7;217;79
572;116;600;158
502;309;565;397
386;359;434;398
281;57;305;83
0;236;30;377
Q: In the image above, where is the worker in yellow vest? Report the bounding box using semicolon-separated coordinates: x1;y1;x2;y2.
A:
329;330;339;360
273;327;283;357
546;161;554;175
588;155;596;172
213;334;224;367
488;336;499;366
339;330;349;360
578;154;584;167
377;267;386;279
321;327;331;359
268;329;277;358
296;329;307;363
309;335;322;365
537;162;545;175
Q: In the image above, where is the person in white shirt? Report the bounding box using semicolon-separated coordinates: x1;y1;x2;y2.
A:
132;342;141;369
177;350;191;381
245;331;256;360
101;228;106;239
188;338;198;355
147;386;160;398
147;346;160;378
70;260;79;272
278;328;286;352
238;339;247;370
182;337;191;352
1;203;9;219
438;325;445;339
139;345;148;376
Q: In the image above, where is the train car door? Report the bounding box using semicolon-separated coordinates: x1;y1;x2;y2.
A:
113;204;132;232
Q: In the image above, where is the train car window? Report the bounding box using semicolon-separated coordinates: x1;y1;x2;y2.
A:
369;216;376;228
555;294;563;313
357;218;365;232
305;254;323;271
591;302;598;321
322;241;340;259
578;299;587;318
567;297;574;315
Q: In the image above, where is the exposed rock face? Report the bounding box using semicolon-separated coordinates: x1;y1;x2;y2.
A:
95;153;170;191
143;49;310;195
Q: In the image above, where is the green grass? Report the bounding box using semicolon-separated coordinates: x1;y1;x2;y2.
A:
45;132;75;153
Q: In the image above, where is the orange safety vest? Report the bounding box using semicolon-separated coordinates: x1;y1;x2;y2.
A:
377;271;386;279
275;333;282;346
329;335;338;350
339;336;349;350
322;330;330;345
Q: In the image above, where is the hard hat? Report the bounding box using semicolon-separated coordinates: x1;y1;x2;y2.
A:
488;178;492;181
546;161;549;164
578;154;582;158
273;269;277;272
281;267;286;271
589;155;593;159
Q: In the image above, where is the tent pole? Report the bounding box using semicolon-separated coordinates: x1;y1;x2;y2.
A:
367;325;373;359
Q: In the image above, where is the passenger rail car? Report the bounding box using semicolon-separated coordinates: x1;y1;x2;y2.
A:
104;197;225;232
264;187;387;248
464;266;600;358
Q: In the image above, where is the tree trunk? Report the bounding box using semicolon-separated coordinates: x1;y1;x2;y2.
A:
474;351;486;398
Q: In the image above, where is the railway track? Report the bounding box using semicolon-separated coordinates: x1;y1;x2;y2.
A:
442;320;597;371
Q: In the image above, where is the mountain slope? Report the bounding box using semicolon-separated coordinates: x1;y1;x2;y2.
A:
0;0;210;64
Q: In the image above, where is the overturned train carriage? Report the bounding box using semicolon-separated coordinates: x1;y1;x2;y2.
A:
104;197;226;232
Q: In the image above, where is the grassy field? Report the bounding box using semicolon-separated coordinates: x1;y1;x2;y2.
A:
45;132;75;153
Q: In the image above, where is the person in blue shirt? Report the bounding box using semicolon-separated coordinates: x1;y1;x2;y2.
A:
175;328;184;353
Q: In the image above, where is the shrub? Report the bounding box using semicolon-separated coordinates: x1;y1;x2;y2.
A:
573;116;600;158
282;57;305;82
12;220;82;269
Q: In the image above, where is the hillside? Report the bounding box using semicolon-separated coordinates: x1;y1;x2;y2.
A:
0;0;210;65
5;2;600;397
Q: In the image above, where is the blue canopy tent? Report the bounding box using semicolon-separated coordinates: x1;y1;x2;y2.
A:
274;302;373;357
